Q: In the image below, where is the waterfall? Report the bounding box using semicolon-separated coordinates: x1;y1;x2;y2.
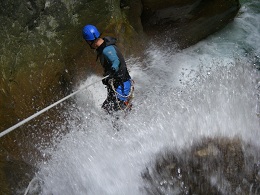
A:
26;0;260;194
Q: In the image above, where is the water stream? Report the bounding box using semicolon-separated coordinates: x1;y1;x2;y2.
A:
27;0;260;194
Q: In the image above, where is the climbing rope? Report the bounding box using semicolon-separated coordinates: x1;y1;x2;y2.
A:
0;75;109;138
109;79;134;112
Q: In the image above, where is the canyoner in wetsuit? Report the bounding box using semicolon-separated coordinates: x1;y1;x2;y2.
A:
82;24;134;114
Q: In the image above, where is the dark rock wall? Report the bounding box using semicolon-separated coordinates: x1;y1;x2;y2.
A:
141;0;240;48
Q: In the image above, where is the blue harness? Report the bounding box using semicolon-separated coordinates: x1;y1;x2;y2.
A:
115;80;132;101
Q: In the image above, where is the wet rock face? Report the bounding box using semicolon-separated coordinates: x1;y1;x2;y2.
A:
142;137;260;194
0;159;35;195
0;0;78;132
141;0;240;48
0;0;45;30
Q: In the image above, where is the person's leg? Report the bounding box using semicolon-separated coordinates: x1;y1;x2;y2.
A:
102;87;117;114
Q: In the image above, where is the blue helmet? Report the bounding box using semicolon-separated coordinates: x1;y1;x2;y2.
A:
82;25;100;41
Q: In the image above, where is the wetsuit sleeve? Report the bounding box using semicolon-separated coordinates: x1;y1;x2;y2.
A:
102;46;120;72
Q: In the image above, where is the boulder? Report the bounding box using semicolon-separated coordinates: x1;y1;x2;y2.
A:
142;137;260;194
141;0;240;48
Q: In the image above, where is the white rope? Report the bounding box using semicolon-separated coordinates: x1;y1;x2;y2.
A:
24;177;37;195
110;79;134;99
0;76;108;138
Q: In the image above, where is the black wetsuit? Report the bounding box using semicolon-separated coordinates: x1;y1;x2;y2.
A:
96;37;131;113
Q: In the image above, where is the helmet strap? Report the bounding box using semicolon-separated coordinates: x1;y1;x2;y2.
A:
86;40;95;49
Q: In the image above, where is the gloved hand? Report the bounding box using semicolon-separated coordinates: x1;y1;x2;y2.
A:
102;68;116;85
102;77;111;85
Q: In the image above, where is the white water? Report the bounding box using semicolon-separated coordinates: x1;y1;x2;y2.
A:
31;1;260;194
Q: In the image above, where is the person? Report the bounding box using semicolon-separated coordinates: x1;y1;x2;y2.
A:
82;24;133;114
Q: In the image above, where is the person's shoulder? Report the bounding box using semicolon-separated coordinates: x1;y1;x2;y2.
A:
103;45;116;55
103;36;117;46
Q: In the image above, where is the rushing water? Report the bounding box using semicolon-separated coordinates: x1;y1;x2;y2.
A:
27;0;260;194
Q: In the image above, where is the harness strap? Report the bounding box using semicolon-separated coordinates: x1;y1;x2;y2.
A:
109;79;134;98
109;79;134;111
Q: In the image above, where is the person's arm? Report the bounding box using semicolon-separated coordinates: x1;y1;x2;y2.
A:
103;46;120;72
101;45;121;85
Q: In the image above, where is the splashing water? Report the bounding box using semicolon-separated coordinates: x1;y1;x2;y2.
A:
29;1;260;194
